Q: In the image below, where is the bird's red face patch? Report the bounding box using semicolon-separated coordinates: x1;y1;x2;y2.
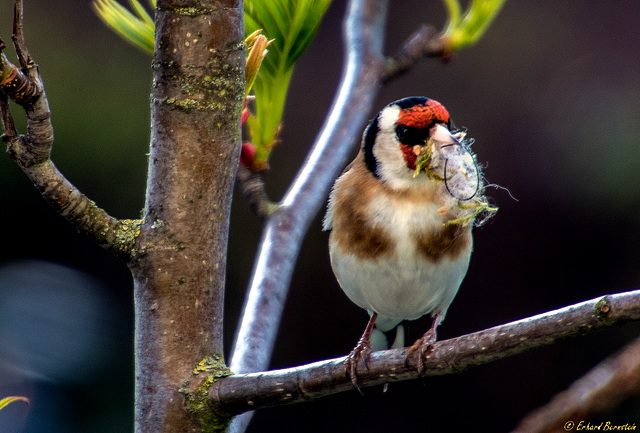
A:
397;99;450;128
401;144;419;170
396;100;450;170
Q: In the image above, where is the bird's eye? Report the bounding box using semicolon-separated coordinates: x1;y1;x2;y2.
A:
395;125;429;146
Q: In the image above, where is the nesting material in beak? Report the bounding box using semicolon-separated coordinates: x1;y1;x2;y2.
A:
413;123;497;226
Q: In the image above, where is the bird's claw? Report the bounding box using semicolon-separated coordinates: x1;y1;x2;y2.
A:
405;329;436;374
405;315;439;374
345;337;372;394
345;312;378;394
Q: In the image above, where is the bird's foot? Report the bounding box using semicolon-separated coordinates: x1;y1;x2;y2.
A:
345;337;372;394
345;312;378;393
405;315;439;374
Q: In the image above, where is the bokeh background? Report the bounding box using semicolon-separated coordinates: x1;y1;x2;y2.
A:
2;1;640;432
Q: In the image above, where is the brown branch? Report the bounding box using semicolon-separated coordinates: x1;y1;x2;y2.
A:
1;0;39;105
512;334;640;433
11;0;32;69
0;0;139;260
381;24;449;83
213;289;640;415
4;141;141;258
0;48;40;106
236;164;277;223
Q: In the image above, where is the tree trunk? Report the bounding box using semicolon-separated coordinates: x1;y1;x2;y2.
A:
130;1;244;431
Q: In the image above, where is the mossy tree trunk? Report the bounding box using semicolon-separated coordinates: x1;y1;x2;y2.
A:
130;1;244;431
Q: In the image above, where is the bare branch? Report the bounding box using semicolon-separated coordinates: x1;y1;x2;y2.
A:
0;0;139;259
215;289;640;415
228;1;388;430
11;0;33;70
0;46;40;106
512;334;640;433
4;143;141;258
381;24;449;83
230;0;388;374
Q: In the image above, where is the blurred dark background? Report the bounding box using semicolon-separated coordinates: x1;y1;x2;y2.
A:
1;1;640;432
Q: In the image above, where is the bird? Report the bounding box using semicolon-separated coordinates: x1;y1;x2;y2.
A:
323;96;495;389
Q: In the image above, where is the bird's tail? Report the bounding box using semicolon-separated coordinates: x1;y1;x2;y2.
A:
370;322;406;351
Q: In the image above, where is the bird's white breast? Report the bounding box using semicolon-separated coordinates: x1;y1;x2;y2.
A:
329;188;472;332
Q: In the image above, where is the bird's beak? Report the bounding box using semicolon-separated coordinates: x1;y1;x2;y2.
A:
429;123;457;146
412;123;457;158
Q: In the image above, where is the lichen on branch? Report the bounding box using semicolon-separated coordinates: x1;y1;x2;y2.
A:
179;356;234;433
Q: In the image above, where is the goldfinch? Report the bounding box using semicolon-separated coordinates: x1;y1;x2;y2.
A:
324;97;495;387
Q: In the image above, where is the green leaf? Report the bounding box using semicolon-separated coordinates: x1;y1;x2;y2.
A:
0;396;30;411
245;32;271;98
94;0;333;169
93;0;155;54
245;0;332;168
441;0;507;51
128;0;154;27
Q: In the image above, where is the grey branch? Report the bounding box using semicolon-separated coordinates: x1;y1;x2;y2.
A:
228;1;388;430
381;24;449;83
230;0;388;378
214;289;640;415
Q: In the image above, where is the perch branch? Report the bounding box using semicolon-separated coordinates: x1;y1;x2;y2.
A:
512;334;640;433
214;289;640;415
0;0;140;260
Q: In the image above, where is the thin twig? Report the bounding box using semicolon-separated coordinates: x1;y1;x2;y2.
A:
228;0;389;431
11;0;33;70
214;289;640;415
236;164;277;223
512;334;640;433
381;24;449;83
0;90;17;137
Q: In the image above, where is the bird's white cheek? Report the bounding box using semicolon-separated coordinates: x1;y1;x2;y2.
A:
378;105;401;130
373;132;425;189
